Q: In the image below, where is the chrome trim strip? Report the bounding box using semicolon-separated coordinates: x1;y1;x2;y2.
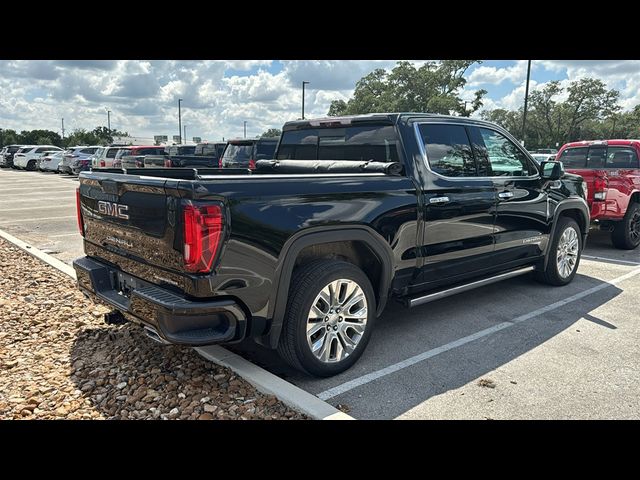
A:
412;121;541;182
407;266;535;308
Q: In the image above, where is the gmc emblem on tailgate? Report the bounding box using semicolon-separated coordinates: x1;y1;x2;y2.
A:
98;201;129;220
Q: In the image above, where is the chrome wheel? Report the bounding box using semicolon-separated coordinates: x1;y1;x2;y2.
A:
556;226;579;278
306;279;368;364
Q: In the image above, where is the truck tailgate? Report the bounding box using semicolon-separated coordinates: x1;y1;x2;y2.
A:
79;172;185;283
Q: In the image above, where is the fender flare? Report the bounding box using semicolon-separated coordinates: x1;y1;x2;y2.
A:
264;225;395;348
544;197;590;270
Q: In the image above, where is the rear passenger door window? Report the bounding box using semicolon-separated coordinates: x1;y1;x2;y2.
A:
474;128;535;176
418;124;477;177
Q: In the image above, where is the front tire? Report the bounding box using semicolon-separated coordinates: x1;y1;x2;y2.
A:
277;260;376;377
536;216;582;286
611;202;640;250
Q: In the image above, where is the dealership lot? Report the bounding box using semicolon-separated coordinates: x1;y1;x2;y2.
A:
1;167;639;419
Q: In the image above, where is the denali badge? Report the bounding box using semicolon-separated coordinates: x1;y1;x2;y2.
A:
98;201;129;220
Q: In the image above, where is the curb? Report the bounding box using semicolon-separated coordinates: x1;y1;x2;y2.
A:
196;346;353;420
0;227;354;420
0;228;76;279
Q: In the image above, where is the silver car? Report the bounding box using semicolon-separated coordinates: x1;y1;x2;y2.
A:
58;146;101;174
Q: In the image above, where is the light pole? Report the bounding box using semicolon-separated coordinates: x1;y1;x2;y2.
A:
302;81;310;119
243;121;247;139
178;98;183;144
106;109;111;131
521;60;532;146
184;125;187;143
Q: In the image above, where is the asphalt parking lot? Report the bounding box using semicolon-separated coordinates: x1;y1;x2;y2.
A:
1;167;639;419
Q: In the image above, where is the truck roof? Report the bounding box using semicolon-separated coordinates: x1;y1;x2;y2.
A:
283;113;502;130
561;139;640;148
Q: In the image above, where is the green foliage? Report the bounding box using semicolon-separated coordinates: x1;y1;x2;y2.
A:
15;129;63;147
0;129;19;147
261;128;282;138
62;127;129;147
482;78;625;149
328;60;486;116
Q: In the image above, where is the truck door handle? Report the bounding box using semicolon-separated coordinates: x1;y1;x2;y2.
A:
498;191;514;199
429;196;450;204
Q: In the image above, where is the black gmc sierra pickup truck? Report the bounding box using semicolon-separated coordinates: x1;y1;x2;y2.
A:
73;113;589;377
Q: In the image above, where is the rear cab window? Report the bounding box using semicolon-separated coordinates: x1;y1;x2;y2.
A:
277;124;399;162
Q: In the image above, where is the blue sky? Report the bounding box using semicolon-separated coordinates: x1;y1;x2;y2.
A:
1;60;638;142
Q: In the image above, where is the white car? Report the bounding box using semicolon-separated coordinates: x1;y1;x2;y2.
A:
530;153;556;165
39;151;66;172
91;146;124;168
13;145;63;170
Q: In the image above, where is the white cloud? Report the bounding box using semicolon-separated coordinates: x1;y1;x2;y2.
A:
468;60;528;86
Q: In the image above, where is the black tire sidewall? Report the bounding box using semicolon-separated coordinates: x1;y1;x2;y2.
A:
615;203;640;249
291;262;376;377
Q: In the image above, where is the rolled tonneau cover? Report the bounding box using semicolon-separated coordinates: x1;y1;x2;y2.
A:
255;159;403;175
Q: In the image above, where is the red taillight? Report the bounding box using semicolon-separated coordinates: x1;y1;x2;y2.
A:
164;159;172;168
100;160;105;167
76;188;85;237
218;158;223;168
593;176;608;201
183;204;223;273
248;159;256;170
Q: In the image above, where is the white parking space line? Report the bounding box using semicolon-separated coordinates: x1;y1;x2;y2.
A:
0;197;75;203
50;233;79;238
0;215;76;225
583;255;640;266
0;187;76;193
0;203;75;212
317;266;640;401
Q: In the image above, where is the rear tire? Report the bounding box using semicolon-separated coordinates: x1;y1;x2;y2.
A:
611;202;640;250
536;216;582;286
27;160;36;171
277;259;376;377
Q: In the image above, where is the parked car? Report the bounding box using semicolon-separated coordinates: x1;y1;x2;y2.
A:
73;113;589;377
117;146;166;169
39;151;66;172
556;139;640;249
36;150;61;171
143;144;197;168
1;145;25;168
531;148;558;155
220;138;278;169
13;145;62;170
163;142;227;168
91;146;124;168
110;147;132;169
530;153;556;164
59;146;100;174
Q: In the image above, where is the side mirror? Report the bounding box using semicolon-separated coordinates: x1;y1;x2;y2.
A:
540;160;564;180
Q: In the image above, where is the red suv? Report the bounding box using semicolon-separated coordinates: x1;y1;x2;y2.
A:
556;140;640;249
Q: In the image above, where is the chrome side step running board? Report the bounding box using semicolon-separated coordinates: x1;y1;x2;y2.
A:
406;266;535;308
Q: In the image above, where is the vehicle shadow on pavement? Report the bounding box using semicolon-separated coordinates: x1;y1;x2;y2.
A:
68;323;300;419
230;273;625;419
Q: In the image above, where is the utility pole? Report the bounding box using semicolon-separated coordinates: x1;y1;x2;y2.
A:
178;98;183;144
61;118;65;144
301;81;310;119
521;60;532;146
184;125;187;143
611;115;617;138
243;121;247;139
106;109;111;131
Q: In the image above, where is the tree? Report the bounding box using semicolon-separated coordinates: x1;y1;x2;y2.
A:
261;128;282;138
482;78;623;149
91;126;129;145
0;129;19;148
328;60;487;116
16;129;62;146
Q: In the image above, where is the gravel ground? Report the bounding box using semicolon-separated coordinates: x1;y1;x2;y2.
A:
0;238;306;420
